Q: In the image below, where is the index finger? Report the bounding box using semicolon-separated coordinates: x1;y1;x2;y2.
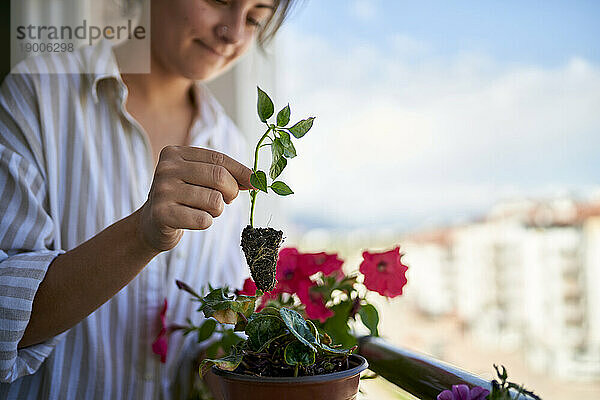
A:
175;146;254;190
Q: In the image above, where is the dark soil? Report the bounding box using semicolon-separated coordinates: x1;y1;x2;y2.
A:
240;225;284;292
236;351;351;377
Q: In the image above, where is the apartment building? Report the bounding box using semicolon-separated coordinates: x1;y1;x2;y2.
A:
402;199;600;380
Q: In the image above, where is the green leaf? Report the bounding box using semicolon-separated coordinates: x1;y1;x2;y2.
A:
307;320;320;345
278;131;297;158
250;170;268;193
205;329;243;358
358;304;380;336
269;139;286;179
284;341;316;366
322;301;357;348
272;138;284;161
270;181;293;196
269;157;287;181
259;306;282;316
198;288;256;324
257;332;291;353
277;104;290;127
257;87;274;122
197;319;217;342
320;343;355;356
200;349;243;376
245;314;287;351
288;117;315;138
279;308;318;351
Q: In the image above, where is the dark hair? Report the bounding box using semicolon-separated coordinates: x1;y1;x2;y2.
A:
256;0;301;49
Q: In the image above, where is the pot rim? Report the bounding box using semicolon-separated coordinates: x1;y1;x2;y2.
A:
211;354;368;384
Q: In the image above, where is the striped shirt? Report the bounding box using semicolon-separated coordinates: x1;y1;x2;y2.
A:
0;41;250;399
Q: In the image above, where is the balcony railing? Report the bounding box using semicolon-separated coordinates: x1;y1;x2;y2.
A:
358;336;538;400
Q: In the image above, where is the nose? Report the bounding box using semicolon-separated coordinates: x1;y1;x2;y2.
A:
216;7;246;45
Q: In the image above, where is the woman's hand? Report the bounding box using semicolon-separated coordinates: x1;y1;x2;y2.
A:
137;146;253;252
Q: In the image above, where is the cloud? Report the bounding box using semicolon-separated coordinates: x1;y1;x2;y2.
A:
276;28;600;229
349;0;379;22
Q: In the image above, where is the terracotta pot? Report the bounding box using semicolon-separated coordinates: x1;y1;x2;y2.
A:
210;354;368;400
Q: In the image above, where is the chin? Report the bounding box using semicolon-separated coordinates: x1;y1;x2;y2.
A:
189;62;237;82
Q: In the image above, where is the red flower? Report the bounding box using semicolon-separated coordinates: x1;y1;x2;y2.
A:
151;298;168;363
296;280;333;323
238;248;344;320
274;248;312;294
359;247;408;298
238;277;258;296
237;278;279;311
297;252;344;276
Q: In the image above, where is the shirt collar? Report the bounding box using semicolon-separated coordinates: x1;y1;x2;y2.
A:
84;42;226;150
83;40;124;104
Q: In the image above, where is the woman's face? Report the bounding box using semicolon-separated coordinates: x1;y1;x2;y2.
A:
151;0;275;80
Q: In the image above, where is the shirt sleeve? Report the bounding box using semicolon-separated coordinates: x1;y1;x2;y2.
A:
0;71;64;383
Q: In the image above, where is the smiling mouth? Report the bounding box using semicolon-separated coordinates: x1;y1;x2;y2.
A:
194;39;226;57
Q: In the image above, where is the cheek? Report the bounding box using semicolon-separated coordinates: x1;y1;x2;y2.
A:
185;2;217;38
226;36;254;62
152;0;206;42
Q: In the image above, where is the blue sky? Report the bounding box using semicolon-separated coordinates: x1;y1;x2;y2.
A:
290;0;600;66
274;1;600;230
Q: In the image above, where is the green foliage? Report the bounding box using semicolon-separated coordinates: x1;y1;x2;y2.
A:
204;328;243;359
279;308;318;351
196;319;217;342
245;314;287;351
270;181;293;196
250;171;268;193
257;87;274;122
269;153;287;180
197;287;256;325
321;301;357;348
277;104;290;126
278;131;297;158
288;117;315;138
488;364;542;400
200;344;244;376
249;87;315;227
284;341;316;366
320;343;356;356
358;304;380;337
178;283;356;378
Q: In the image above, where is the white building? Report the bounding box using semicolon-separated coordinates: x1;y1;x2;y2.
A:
403;198;600;380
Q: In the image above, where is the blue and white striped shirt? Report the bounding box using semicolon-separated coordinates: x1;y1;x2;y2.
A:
0;41;249;399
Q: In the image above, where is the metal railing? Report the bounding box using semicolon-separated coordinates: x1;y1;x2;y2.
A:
358;336;537;400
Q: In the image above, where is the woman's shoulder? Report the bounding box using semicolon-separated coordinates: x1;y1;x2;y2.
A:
4;41;117;96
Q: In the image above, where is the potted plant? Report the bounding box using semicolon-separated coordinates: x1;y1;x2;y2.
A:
157;89;408;399
238;246;409;349
175;282;368;400
169;245;409;399
240;87;315;292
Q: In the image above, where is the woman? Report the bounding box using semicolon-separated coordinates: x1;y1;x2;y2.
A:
0;0;296;398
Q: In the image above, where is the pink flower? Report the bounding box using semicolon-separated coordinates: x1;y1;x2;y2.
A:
151;298;168;363
239;248;344;322
359;247;408;298
274;247;310;294
296;280;333;323
296;252;344;276
238;277;258;296
437;384;489;400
